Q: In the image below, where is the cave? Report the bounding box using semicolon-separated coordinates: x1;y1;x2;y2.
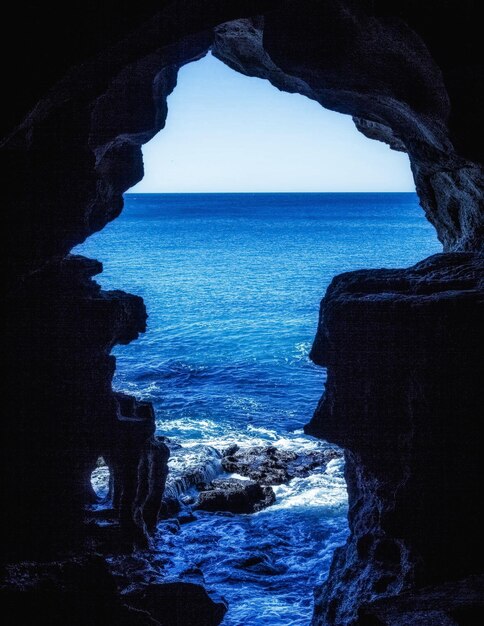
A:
2;2;483;626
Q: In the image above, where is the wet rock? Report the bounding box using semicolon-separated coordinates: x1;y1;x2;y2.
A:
88;441;222;522
157;435;183;451
156;519;181;535
164;444;222;501
153;444;222;519
222;443;240;457
159;496;181;518
110;392;170;543
196;478;276;514
177;510;197;525
125;582;227;626
221;445;341;485
1;554;228;625
233;553;287;576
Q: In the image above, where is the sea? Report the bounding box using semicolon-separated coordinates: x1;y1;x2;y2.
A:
76;192;440;625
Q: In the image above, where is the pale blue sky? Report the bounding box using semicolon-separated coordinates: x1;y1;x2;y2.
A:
131;53;415;193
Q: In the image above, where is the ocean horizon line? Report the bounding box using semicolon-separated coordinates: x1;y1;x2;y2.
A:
125;190;417;195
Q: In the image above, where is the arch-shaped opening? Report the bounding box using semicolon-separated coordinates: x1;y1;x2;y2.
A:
76;52;441;625
90;456;111;502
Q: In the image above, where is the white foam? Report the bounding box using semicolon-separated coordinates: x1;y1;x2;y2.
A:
165;444;222;499
268;457;347;512
90;465;110;499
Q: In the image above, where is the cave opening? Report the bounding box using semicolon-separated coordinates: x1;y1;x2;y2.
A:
4;4;483;626
91;456;111;501
81;52;441;625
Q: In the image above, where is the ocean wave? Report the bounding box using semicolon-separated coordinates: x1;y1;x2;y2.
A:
269;458;347;512
113;354;323;387
153;455;349;626
77;191;440;625
154;416;338;454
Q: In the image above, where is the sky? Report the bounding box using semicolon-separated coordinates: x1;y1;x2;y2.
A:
130;53;415;193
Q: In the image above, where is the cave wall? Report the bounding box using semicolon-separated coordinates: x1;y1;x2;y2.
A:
2;0;483;623
3;0;280;557
212;7;483;252
306;253;484;624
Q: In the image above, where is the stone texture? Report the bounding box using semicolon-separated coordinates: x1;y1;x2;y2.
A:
110;393;170;541
196;478;276;513
305;253;484;625
357;575;484;626
2;1;483;286
0;557;159;626
221;444;341;484
212;7;483;252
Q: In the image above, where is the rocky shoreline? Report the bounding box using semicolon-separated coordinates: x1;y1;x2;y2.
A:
1;439;342;626
91;438;343;519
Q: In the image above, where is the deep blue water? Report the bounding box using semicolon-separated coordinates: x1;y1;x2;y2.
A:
77;193;440;625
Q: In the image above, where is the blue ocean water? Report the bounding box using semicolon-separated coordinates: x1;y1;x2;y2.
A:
76;193;440;625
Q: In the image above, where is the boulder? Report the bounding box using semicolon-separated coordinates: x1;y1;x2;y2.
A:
197;478;276;514
125;582;227;626
221;444;341;485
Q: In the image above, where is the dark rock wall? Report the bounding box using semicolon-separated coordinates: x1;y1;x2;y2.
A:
3;1;277;558
1;557;227;626
2;1;483;623
306;254;484;624
4;255;169;557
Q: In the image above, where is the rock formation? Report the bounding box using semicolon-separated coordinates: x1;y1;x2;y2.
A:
196;478;276;514
221;444;341;484
2;1;483;624
306;253;484;624
0;557;227;626
4;255;168;556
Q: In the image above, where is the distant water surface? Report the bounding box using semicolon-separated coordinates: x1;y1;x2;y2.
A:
76;193;440;625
